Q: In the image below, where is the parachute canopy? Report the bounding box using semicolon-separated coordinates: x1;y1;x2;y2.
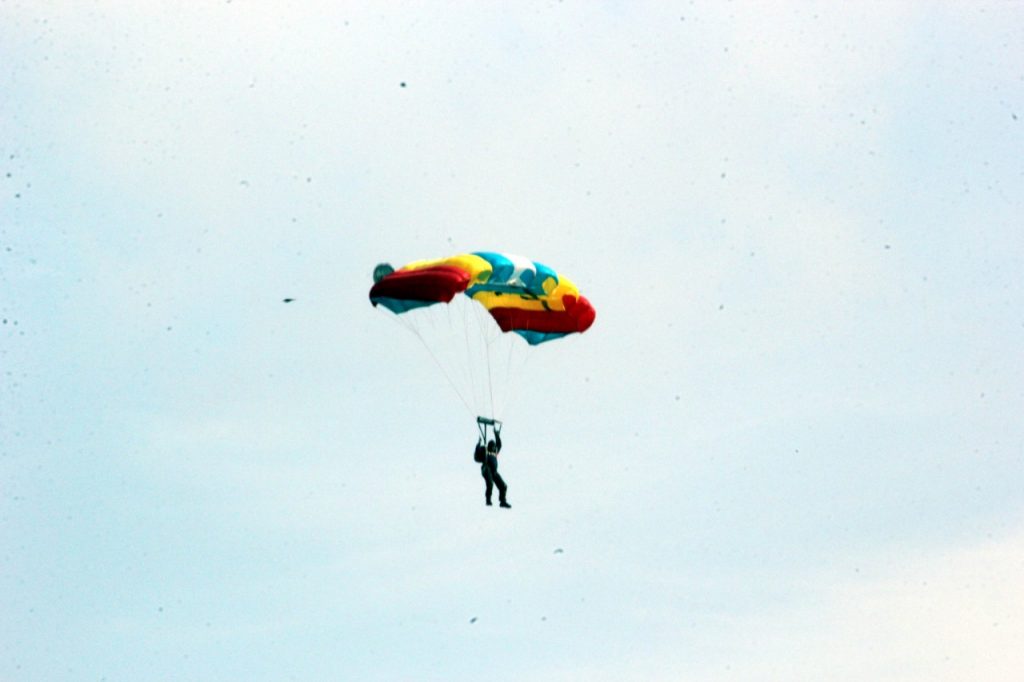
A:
369;251;595;345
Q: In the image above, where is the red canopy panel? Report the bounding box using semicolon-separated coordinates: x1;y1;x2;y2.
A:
369;265;472;304
487;295;596;334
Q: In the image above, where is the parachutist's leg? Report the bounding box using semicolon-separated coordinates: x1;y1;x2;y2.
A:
488;455;509;506
481;463;493;505
494;472;508;504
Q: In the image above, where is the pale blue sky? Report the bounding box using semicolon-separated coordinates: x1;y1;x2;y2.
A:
2;2;1023;680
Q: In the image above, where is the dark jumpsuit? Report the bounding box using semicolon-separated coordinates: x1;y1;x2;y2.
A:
478;433;507;505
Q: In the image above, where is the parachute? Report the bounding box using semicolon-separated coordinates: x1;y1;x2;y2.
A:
369;251;595;420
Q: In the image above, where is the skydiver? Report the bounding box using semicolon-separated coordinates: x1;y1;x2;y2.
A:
476;425;510;508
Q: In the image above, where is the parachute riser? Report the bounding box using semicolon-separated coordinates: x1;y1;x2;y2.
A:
477;415;502;444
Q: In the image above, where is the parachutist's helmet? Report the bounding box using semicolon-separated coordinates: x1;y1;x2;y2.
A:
487;440;497;452
372;263;394;283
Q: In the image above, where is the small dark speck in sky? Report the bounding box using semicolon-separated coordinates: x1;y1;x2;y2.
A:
283;298;295;303
469;617;477;623
400;82;407;88
554;548;564;554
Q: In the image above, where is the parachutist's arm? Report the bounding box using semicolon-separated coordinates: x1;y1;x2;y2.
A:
495;431;502;453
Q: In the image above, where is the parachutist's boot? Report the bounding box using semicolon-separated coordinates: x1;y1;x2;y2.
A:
486;496;492;506
499;498;511;509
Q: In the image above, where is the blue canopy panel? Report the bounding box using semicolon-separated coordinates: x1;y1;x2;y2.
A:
514;329;570;346
370;297;438;314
